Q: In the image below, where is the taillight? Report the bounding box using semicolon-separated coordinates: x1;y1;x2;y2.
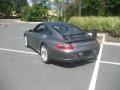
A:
55;43;74;50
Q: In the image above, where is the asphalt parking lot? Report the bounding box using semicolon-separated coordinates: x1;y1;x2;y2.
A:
95;45;120;90
0;19;120;90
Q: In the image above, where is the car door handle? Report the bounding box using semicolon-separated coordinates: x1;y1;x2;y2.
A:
40;34;47;39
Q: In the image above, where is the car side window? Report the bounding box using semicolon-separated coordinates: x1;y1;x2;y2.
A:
42;26;52;35
34;24;52;35
34;24;45;33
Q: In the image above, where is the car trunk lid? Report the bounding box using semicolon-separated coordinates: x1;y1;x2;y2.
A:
63;34;98;51
63;33;94;43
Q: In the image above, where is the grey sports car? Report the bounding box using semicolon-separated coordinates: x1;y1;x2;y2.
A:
24;21;100;63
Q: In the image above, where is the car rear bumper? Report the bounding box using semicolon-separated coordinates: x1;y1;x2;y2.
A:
52;56;97;63
50;49;99;63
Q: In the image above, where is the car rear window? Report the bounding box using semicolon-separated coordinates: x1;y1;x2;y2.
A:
51;24;84;35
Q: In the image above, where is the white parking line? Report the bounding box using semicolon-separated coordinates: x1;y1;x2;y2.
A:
88;34;105;90
0;24;7;27
0;48;38;55
100;61;120;66
104;42;120;46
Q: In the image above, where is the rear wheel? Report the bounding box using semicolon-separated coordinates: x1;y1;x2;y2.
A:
40;44;50;64
24;35;29;47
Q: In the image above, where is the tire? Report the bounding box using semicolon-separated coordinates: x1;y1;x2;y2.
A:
24;35;29;47
40;44;50;64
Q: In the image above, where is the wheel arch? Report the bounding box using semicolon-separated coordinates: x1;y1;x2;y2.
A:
39;42;51;54
40;42;51;64
40;42;47;50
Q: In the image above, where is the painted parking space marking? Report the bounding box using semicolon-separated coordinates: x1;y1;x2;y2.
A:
0;24;7;27
0;48;38;55
100;61;120;66
88;34;105;90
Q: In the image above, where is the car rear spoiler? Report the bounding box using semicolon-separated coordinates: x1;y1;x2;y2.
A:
62;35;94;43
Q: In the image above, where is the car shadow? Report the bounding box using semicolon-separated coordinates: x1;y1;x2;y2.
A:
51;60;95;68
29;47;96;68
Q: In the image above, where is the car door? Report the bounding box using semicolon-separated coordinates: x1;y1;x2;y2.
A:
29;24;46;51
36;25;53;51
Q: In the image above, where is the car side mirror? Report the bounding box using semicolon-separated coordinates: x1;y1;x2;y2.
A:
34;29;44;33
29;29;33;32
92;30;97;38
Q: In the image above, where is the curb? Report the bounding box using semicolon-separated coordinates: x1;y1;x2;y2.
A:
104;42;120;46
15;20;42;24
88;33;103;37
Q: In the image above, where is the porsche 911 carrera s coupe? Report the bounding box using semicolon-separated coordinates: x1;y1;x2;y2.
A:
24;21;100;63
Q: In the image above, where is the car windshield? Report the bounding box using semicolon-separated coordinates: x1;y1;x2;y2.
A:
51;24;85;35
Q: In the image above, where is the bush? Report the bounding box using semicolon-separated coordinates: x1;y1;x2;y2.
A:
68;16;120;37
21;5;48;22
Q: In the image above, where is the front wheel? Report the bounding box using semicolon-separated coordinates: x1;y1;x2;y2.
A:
40;45;50;64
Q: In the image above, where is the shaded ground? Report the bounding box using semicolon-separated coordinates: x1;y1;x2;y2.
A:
105;33;120;43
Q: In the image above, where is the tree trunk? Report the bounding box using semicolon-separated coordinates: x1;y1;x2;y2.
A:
78;0;81;16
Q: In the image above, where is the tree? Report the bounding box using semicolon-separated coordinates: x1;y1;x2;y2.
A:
106;0;120;16
11;0;27;14
21;0;49;21
55;0;63;18
0;0;12;18
63;0;82;21
81;0;100;16
81;0;120;16
0;0;27;18
74;0;81;16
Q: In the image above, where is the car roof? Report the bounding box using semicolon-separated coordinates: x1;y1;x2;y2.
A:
44;21;67;26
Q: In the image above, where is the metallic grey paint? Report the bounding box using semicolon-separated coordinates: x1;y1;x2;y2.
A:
24;22;100;62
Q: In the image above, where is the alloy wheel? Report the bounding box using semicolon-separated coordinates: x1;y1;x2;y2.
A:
41;45;48;62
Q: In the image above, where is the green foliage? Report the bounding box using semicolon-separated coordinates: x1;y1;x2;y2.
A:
0;0;12;16
0;0;27;18
64;0;120;20
21;0;49;21
82;0;99;15
64;4;77;21
78;0;120;16
21;5;48;22
11;0;28;14
68;16;120;37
